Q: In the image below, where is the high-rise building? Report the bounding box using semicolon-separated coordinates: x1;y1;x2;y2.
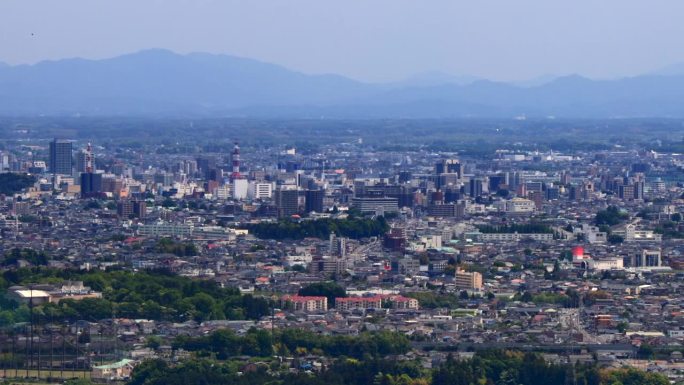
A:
560;171;571;185
232;179;249;200
525;181;543;193
634;181;645;200
0;152;11;172
427;203;465;218
329;234;347;257
154;172;174;186
351;197;399;214
305;189;325;213
196;156;217;179
75;150;88;174
12;201;31;216
505;198;536;214
207;169;222;182
398;171;412;183
435;159;461;175
546;187;560;200
528;191;545;210
49;139;73;175
248;182;273;200
435;159;461;190
80;172;103;198
618;184;636;200
384;227;407;252
507;171;522;189
455;268;483;291
310;256;348;276
117;200;147;219
488;175;505;191
101;175;123;195
436;173;459;190
276;187;299;218
469;178;484;198
443;187;461;203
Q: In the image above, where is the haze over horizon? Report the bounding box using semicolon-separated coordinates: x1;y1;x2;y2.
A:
2;0;684;82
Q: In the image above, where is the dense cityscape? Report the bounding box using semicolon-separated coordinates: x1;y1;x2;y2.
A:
3;1;684;384
0;119;680;384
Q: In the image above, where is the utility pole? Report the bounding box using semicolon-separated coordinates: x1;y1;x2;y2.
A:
24;324;29;378
61;326;65;380
100;328;104;366
50;326;54;381
13;332;17;378
37;323;41;379
113;309;119;361
271;272;275;343
29;285;34;376
2;332;5;379
76;331;81;378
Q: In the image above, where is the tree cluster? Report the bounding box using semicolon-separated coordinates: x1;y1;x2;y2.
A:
594;206;629;226
154;238;198;257
403;292;460;309
653;220;684;239
2;248;49;266
476;223;553;234
244;217;389;240
433;350;668;385
174;328;410;360
1;268;271;323
125;349;668;385
0;173;36;195
298;282;346;307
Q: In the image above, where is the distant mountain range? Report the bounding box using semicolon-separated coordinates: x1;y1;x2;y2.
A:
1;49;684;118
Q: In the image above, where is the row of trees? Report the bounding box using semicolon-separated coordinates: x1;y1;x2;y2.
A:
244;217;389;240
403;292;461;309
476;223;553;234
432;350;668;385
514;289;581;308
173;328;411;360
124;350;668;385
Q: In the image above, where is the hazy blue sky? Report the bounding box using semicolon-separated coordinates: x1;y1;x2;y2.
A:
1;0;684;82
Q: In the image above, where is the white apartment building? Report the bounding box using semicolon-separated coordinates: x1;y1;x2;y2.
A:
248;181;274;200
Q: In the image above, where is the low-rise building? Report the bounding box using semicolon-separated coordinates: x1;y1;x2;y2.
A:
8;281;102;304
335;296;383;311
91;359;137;380
282;295;328;312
